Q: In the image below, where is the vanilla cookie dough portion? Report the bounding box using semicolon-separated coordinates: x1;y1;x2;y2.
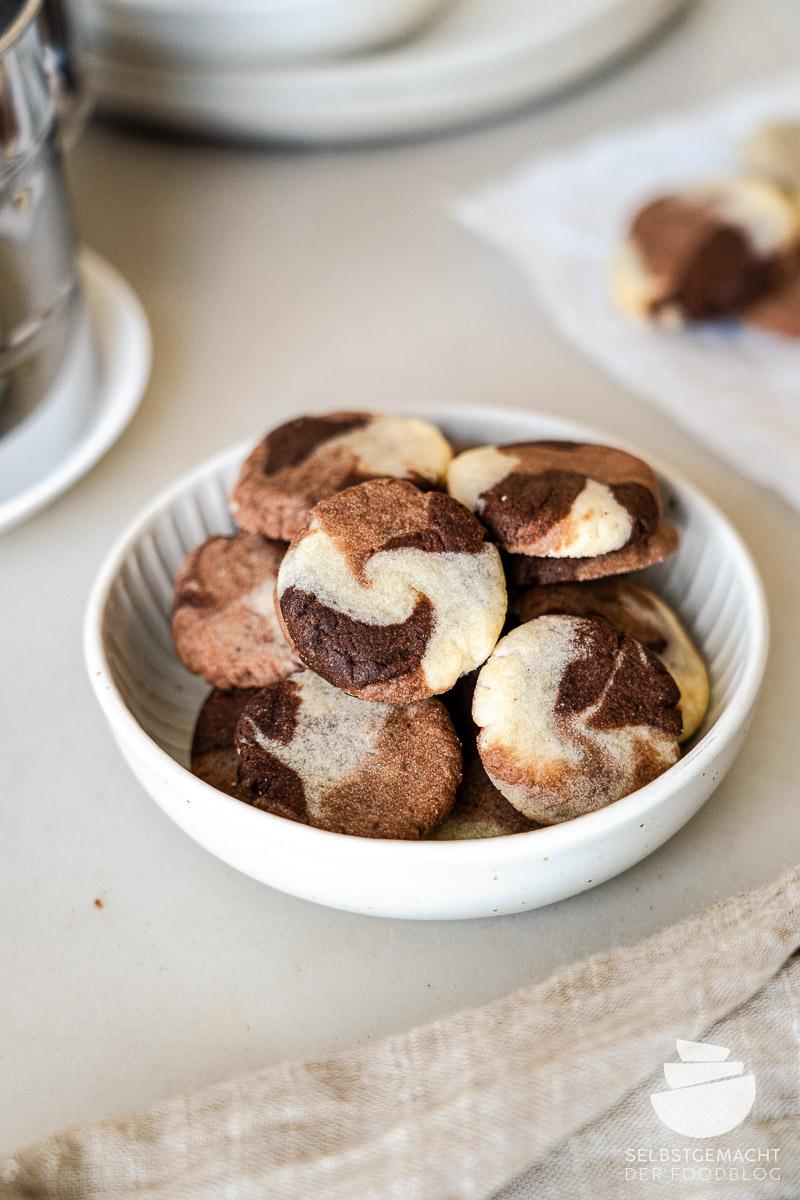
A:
518;578;709;742
230;411;453;541
171;532;300;690
741;122;800;193
612;179;799;323
235;669;461;838
277;478;507;702
474;615;681;824
448;440;664;561
430;757;539;840
190;686;260;800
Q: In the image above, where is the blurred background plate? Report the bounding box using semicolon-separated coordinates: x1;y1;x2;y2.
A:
79;0;688;144
80;0;452;67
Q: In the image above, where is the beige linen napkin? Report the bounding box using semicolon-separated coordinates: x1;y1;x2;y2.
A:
2;867;798;1200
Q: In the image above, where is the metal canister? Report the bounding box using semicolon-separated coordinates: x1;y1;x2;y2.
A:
0;0;93;463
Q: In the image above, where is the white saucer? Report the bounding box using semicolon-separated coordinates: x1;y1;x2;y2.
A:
0;249;151;536
85;0;687;144
82;0;451;68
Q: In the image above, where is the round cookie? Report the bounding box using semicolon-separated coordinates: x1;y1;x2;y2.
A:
612;178;799;323
517;578;709;742
230;411;453;541
429;757;539;840
172;532;300;690
235;669;461;839
190;686;259;800
473;615;681;824
447;440;676;582
504;525;678;586
276;478;507;702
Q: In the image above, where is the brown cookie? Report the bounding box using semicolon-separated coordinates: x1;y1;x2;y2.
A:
447;440;676;581
230;411;453;541
234;669;462;839
429;757;539;840
190;687;259;800
473;614;681;824
611;179;799;323
171;532;300;689
517;578;709;742
504;524;678;586
743;263;800;338
276;478;507;702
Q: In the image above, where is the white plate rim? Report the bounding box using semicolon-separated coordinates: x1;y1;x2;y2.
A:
83;402;769;864
0;248;152;536
85;0;688;142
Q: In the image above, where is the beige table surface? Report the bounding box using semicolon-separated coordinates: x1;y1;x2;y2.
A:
2;0;800;1153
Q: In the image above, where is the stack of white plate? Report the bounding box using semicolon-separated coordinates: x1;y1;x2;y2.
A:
76;0;687;144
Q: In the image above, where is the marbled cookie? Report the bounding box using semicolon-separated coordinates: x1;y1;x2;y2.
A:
473;615;681;824
190;686;259;800
448;440;676;581
429;757;538;840
231;411;453;541
172;532;300;689
277;478;507;702
504;525;678;586
612;179;799;322
235;669;461;838
518;578;709;742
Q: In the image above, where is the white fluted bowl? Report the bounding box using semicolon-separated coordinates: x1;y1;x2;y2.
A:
84;407;768;920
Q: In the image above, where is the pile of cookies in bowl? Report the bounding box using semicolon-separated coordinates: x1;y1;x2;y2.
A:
172;411;708;843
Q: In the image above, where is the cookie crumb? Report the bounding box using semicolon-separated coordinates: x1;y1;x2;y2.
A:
93;898;104;909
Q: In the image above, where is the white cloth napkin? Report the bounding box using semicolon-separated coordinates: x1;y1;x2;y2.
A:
2;866;798;1199
456;77;800;512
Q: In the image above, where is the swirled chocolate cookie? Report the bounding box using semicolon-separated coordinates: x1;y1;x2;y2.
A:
448;440;676;582
230;412;453;541
235;669;461;838
612;179;799;323
276;478;507;702
504;525;678;586
517;578;708;742
429;757;538;840
190;686;259;800
473;615;681;824
172;533;300;689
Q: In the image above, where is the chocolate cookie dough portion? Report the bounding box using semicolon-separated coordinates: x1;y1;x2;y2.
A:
172;532;300;690
448;440;667;562
518;578;709;742
190;686;260;800
235;669;461;838
277;478;507;702
473;615;681;824
230;411;453;541
743;265;800;338
430;757;539;840
612;179;799;323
